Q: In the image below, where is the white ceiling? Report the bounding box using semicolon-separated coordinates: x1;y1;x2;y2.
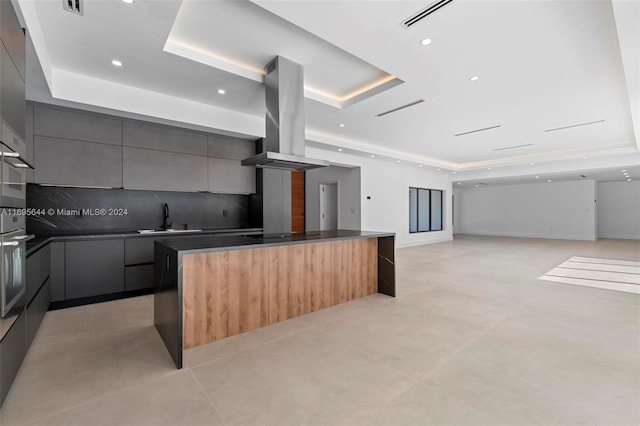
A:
16;0;640;175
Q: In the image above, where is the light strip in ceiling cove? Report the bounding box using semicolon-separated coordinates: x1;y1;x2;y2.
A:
492;143;533;151
376;99;425;117
544;120;605;132
454;125;502;136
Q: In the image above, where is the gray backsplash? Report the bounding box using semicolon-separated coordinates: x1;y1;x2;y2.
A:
26;184;252;236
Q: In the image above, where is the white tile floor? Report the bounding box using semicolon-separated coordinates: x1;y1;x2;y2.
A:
1;235;639;426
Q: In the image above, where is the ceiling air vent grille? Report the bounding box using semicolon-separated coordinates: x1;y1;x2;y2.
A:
402;0;454;28
63;0;83;15
376;99;424;117
492;143;533;152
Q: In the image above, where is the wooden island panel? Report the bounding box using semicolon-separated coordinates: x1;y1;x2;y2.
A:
182;238;378;349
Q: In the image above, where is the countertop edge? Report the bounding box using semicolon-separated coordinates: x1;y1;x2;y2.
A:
26;228;264;257
161;231;396;256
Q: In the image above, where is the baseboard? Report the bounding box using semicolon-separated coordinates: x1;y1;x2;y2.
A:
596;233;640;240
397;236;453;248
455;230;596;241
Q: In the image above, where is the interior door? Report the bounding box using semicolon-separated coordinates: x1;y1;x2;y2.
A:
319;183;338;231
291;171;305;233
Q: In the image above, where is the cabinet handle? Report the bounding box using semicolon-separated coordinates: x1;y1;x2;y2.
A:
166;255;170;270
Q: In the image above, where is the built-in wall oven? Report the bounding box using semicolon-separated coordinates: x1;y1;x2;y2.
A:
1;123;31;208
0;215;33;317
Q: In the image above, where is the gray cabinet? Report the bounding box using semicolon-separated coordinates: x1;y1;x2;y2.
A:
33;105;122;146
208;135;254;160
34;135;122;188
34;136;123;187
65;240;124;299
0;0;25;81
208;157;256;194
26;244;50;303
123;147;207;192
26;280;49;348
125;238;154;265
49;242;65;302
125;265;153;291
0;42;25;140
123;121;207;155
0;311;26;406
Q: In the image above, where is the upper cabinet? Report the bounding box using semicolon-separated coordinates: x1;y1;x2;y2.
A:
0;42;25;140
0;0;25;81
123;121;207;156
33;105;122;146
26;103;257;194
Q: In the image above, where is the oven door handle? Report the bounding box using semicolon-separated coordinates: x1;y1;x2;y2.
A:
1;235;35;246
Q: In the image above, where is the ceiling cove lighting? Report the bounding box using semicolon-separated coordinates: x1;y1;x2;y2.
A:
420;38;432;46
110;59;123;67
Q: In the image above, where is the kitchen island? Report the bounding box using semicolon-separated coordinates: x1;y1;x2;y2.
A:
154;230;395;368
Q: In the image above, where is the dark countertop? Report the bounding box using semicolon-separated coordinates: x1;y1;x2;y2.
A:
157;230;395;255
26;227;263;256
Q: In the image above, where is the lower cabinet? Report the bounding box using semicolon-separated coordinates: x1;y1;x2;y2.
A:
0;311;26;406
125;264;154;291
65;240;125;299
26;280;50;348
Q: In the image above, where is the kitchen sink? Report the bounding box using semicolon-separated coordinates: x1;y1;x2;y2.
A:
137;229;202;234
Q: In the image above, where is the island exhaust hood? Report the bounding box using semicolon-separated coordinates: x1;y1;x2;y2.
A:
242;56;329;171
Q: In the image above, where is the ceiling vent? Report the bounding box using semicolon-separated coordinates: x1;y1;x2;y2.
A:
492;143;533;152
63;0;83;15
544;120;605;133
376;99;424;117
402;0;454;28
454;125;501;137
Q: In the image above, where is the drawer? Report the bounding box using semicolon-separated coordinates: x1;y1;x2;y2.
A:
125;264;154;291
26;244;50;303
125;238;154;265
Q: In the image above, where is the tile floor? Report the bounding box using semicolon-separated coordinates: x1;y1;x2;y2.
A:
1;236;638;426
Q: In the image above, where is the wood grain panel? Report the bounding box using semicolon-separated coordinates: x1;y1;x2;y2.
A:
183;238;379;349
291;171;305;233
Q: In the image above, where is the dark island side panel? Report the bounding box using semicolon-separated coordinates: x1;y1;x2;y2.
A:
26;184;252;236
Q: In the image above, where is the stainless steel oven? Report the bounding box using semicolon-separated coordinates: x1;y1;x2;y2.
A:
1;123;31;208
0;215;33;317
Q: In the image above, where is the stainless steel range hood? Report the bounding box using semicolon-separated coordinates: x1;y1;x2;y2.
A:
242;56;329;171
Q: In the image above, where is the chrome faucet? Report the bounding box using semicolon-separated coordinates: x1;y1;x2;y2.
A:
162;203;172;230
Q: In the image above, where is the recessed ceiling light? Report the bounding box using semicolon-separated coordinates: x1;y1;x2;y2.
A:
452;171;456;174
436;168;440;171
622;170;627;172
121;0;134;3
418;165;423;168
457;182;461;185
337;148;343;152
475;184;479;188
339;124;345;128
547;179;552;182
396;160;401;163
583;156;588;160
487;167;492;170
628;178;632;181
420;38;432;46
469;76;479;81
110;59;123;67
217;89;226;95
530;163;535;166
535;176;540;179
370;155;375;158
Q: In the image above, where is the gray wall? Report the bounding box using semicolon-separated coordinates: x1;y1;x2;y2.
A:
26;102;256;194
597;181;640;239
305;166;361;231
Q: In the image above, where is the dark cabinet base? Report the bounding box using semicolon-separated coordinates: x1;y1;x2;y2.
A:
1;312;26;406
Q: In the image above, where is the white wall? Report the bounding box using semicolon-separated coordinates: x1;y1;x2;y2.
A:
597;181;640;239
305;166;361;231
454;180;597;241
306;147;453;248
